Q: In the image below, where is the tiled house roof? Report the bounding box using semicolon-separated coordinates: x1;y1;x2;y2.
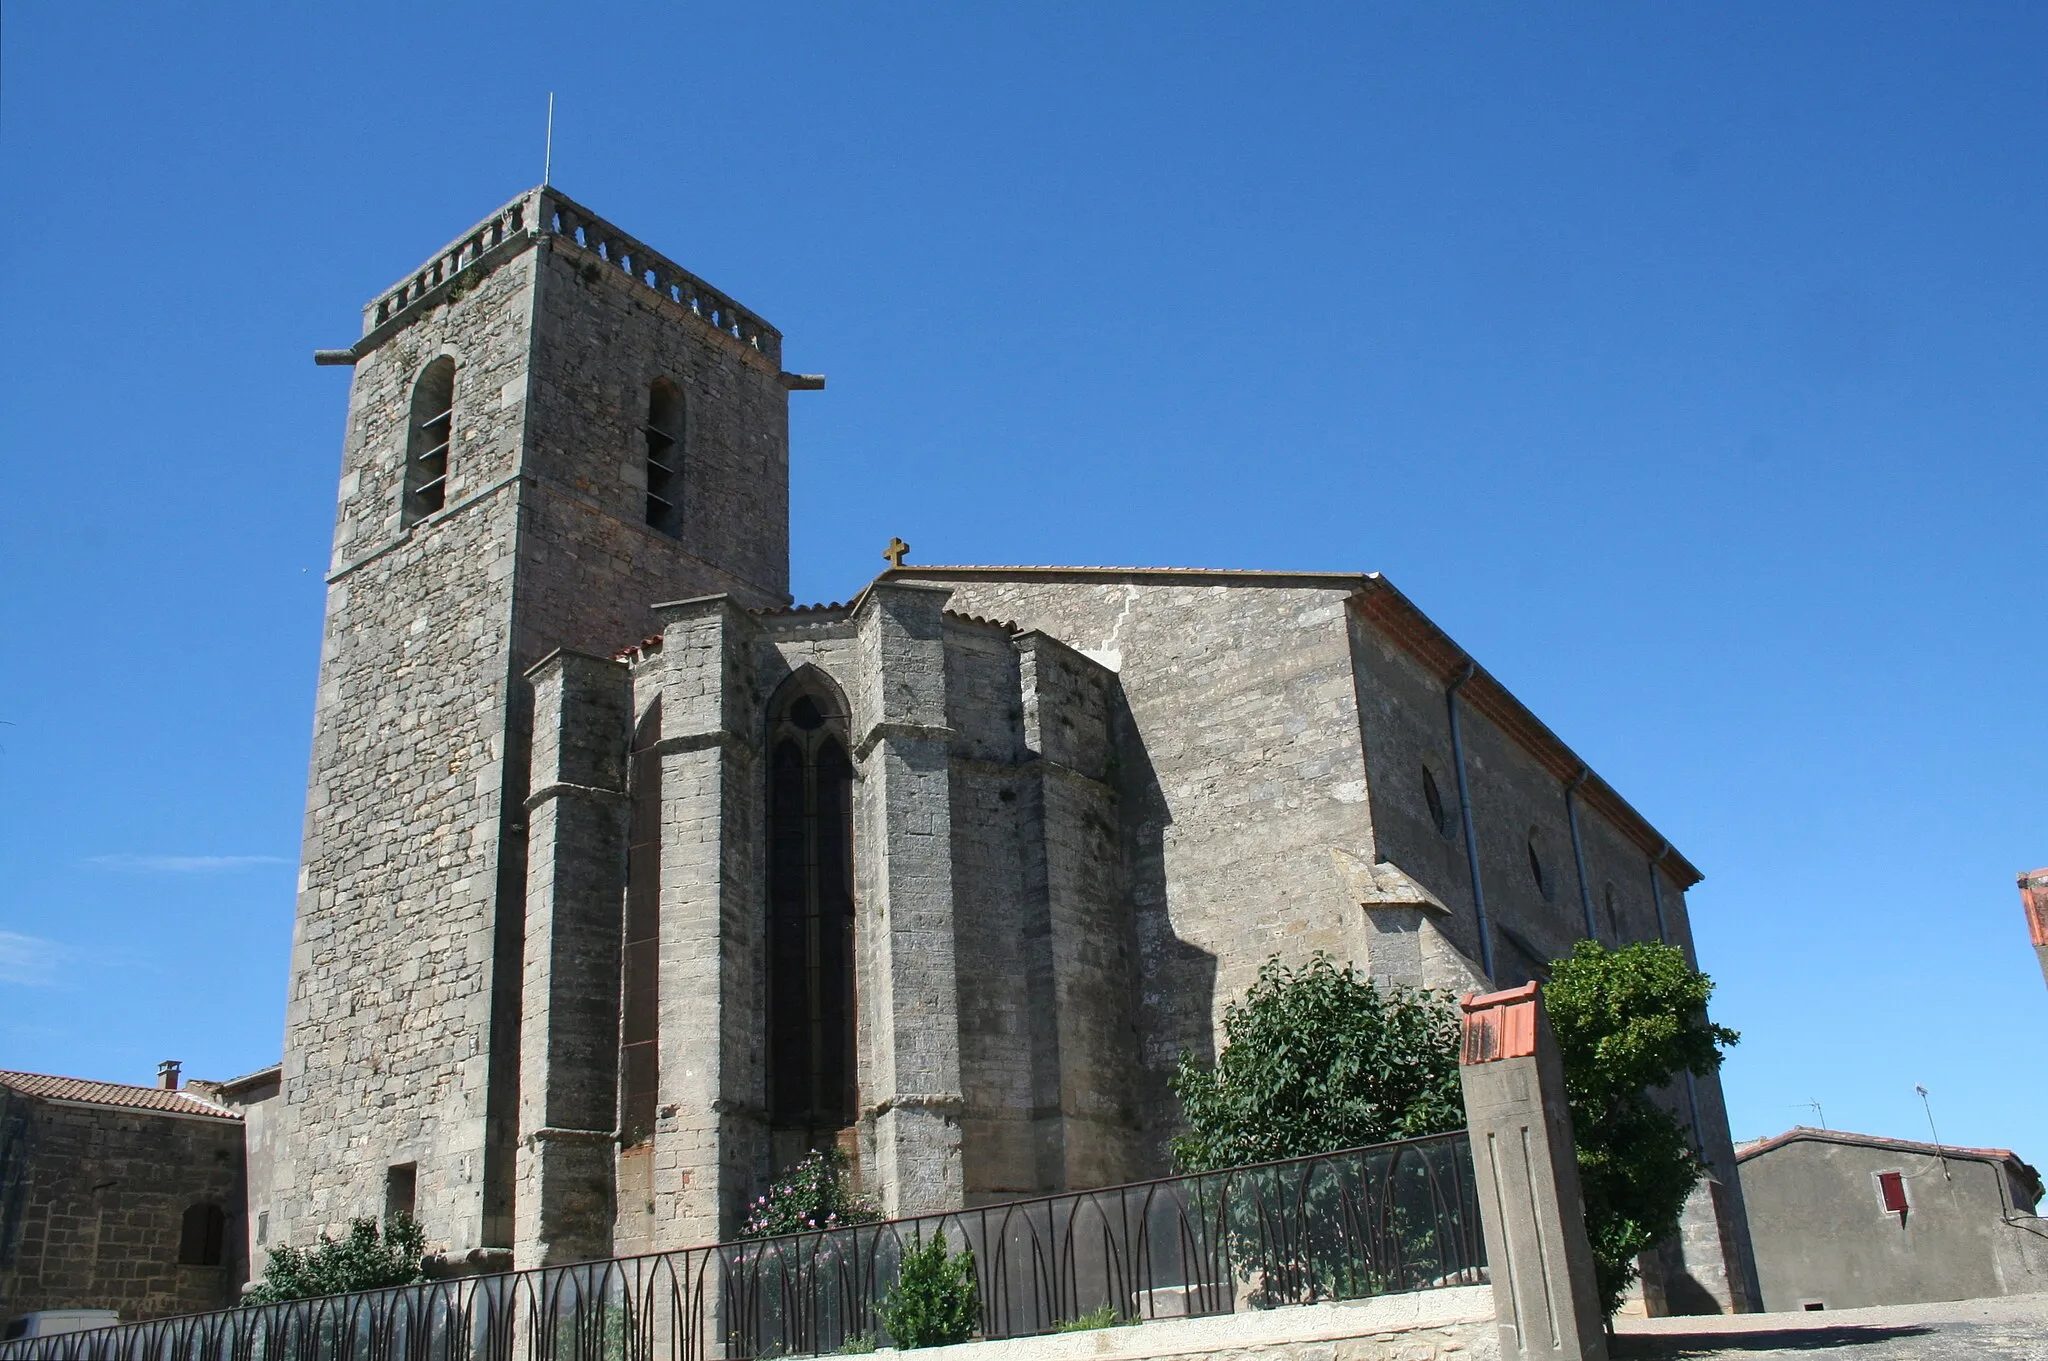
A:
0;1069;241;1121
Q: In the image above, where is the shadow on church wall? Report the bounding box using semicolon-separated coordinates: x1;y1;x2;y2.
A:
1108;684;1216;1179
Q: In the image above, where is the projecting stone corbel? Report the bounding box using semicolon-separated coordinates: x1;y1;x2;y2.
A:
1329;846;1452;913
1331;846;1490;994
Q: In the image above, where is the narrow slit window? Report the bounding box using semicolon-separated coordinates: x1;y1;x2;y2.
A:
1528;830;1556;903
402;358;456;526
1422;764;1453;838
644;379;684;535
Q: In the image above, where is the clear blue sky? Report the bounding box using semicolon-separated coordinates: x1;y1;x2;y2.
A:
2;4;2042;1160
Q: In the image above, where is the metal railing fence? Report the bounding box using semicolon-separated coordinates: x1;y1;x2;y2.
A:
2;1131;1481;1361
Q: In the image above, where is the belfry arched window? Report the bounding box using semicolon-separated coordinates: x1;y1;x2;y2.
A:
644;379;683;535
766;672;856;1141
402;358;455;526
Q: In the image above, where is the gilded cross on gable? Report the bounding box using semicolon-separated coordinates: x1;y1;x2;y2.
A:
882;536;910;569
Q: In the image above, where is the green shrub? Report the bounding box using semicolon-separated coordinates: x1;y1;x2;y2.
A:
876;1231;979;1348
1545;940;1739;1320
1052;1305;1127;1332
1169;952;1464;1172
243;1214;426;1303
836;1334;878;1355
741;1146;882;1239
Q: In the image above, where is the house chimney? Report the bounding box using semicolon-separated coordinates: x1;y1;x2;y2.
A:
158;1059;181;1090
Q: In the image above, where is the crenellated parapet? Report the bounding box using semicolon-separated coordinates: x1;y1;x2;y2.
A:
361;186;783;367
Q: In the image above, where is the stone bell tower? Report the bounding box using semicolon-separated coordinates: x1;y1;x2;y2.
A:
268;187;813;1259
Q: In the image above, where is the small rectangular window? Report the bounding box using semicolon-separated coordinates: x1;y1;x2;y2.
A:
1876;1169;1908;1215
385;1163;418;1224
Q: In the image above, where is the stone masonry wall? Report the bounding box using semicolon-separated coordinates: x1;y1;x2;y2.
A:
941;623;1039;1201
1016;633;1139;1191
851;584;968;1217
280;194;797;1260
616;603;1140;1213
907;566;1747;1292
901;577;1383;1170
0;1099;244;1324
520;236;790;621
277;242;539;1256
1347;605;1757;1313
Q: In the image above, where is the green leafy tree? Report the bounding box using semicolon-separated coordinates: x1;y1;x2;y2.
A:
1169;952;1464;1172
242;1214;426;1303
740;1146;882;1238
1544;940;1739;1321
876;1231;979;1349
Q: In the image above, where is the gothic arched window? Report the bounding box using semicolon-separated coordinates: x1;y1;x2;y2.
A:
644;379;683;535
766;674;856;1139
402;357;455;526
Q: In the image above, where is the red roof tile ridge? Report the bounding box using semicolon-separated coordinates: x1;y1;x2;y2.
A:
614;633;666;663
1736;1125;2025;1166
0;1069;243;1120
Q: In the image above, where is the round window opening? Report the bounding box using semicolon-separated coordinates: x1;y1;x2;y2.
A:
788;695;826;731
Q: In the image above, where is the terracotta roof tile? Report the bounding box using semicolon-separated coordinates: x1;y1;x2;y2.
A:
0;1070;241;1121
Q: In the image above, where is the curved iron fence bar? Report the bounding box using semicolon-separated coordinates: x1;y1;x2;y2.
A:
2;1133;1480;1361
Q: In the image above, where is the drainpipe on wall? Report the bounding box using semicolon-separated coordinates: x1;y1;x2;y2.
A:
1649;842;1708;1154
1565;766;1595;941
1446;660;1495;981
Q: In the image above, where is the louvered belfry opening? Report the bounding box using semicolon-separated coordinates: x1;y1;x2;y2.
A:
402;357;455;525
766;673;857;1156
644;379;684;535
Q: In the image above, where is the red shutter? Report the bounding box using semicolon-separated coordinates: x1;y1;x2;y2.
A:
1877;1170;1909;1214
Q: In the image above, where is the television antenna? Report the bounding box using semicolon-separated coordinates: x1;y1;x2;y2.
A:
1915;1084;1952;1182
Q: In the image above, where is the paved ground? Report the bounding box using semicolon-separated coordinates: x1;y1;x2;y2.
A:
1610;1293;2048;1359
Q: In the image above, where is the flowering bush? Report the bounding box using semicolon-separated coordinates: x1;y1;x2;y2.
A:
740;1146;881;1238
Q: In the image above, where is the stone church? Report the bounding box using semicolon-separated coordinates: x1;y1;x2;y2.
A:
260;186;1756;1310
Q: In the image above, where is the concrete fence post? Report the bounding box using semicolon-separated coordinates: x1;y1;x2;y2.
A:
1459;982;1608;1361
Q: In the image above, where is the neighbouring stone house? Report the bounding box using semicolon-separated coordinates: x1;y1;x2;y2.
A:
1737;1127;2048;1310
0;1067;247;1325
